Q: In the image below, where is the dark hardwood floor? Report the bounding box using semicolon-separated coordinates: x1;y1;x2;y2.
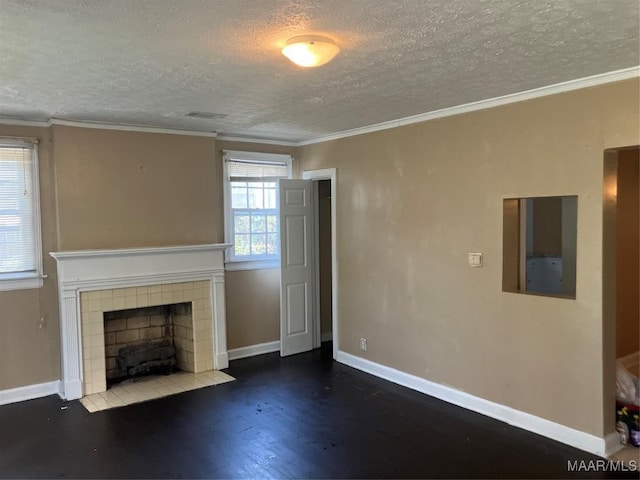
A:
0;343;633;479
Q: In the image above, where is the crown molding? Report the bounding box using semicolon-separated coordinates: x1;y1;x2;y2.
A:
0;118;49;127
48;119;218;137
0;117;219;137
216;135;298;147
297;66;640;146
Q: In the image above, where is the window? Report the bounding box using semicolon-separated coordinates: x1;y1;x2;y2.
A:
502;195;577;299
223;151;292;270
0;139;43;291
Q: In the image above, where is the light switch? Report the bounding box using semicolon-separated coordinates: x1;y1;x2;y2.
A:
468;252;483;267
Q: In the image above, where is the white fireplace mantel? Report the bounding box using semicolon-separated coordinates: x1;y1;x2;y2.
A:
50;243;231;400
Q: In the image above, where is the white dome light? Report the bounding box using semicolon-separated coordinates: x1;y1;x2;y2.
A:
282;35;340;68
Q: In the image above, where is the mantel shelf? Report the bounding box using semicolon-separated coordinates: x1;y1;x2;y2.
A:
50;243;231;261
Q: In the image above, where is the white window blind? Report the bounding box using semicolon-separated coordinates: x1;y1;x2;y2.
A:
223;151;291;267
0;142;37;275
227;160;289;181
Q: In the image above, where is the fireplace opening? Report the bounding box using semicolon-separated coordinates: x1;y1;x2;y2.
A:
104;302;193;387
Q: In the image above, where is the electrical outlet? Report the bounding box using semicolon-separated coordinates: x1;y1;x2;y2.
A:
360;337;367;351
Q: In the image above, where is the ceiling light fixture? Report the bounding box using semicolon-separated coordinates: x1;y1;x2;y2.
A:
282;35;340;67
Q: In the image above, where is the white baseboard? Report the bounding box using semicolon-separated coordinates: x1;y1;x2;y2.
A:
336;351;609;457
321;332;333;343
0;380;61;406
228;340;280;361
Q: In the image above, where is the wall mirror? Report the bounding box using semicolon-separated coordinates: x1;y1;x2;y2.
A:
503;196;577;298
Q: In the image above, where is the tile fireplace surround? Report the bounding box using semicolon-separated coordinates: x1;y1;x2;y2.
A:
50;244;230;400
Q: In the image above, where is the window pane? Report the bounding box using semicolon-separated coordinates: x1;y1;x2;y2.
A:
234;213;250;233
267;233;278;254
0;146;36;274
250;234;266;255
266;215;277;233
251;214;266;233
248;186;263;209
234;234;250;256
263;182;276;188
264;188;277;209
231;186;247;208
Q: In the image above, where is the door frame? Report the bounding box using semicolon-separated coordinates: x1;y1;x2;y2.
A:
303;168;338;360
602;146;640;445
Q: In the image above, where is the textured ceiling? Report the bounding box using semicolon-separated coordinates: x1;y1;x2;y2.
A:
0;0;638;142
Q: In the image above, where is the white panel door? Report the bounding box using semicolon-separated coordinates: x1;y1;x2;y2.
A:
279;179;315;356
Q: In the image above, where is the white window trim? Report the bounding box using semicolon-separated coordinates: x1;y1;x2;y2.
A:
0;138;44;291
222;150;292;271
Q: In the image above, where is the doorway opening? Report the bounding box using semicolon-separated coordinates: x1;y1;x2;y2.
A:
305;168;338;360
277;170;337;360
315;179;333;346
603;146;639;459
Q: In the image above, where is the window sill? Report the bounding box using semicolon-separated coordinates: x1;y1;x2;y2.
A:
225;260;279;272
0;273;46;292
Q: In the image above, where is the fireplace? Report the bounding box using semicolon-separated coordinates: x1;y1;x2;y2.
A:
103;303;190;382
51;244;230;400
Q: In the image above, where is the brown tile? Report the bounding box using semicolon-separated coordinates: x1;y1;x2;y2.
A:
99;290;113;300
136;286;149;296
100;298;114;311
113;297;126;310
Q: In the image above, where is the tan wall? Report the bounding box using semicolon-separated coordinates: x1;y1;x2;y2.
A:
216;140;299;349
616;148;640;358
0;125;60;390
299;79;640;437
52;125;219;250
225;269;281;349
